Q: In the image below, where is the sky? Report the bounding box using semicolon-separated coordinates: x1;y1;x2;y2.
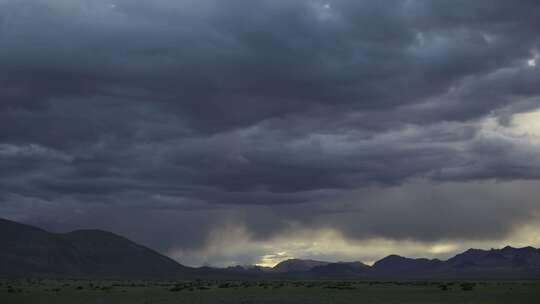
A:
1;0;540;267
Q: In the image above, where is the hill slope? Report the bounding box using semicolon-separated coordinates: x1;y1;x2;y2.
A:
271;259;330;273
309;262;371;276
371;255;444;276
0;218;191;279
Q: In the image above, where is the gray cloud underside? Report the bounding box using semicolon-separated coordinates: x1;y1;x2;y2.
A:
1;0;540;258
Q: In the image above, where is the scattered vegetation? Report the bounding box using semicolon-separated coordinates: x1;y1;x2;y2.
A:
0;279;538;303
460;282;476;291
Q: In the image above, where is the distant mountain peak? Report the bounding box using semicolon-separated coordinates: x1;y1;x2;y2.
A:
272;259;330;273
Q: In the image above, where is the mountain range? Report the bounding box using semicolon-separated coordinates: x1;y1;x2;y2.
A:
229;247;540;279
2;218;540;279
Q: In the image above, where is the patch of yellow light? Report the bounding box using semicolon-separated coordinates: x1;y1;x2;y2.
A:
428;243;459;254
363;260;376;266
257;252;292;267
497;224;540;248
481;108;540;144
511;109;540;139
528;58;536;67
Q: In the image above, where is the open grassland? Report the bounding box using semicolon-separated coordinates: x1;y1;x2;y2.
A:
1;279;539;304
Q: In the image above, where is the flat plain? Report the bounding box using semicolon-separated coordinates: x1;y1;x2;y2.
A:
1;279;540;304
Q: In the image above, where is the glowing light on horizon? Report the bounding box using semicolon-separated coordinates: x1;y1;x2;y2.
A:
257;252;292;267
527;51;538;67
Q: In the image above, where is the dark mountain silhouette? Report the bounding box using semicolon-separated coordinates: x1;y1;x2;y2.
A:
447;246;540;268
437;246;540;279
271;259;330;273
230;265;272;273
260;248;540;279
371;255;444;275
220;248;540;279
308;262;371;276
0;218;192;279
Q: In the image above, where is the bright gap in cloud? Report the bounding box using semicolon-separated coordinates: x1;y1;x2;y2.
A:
527;50;538;67
506;108;540;141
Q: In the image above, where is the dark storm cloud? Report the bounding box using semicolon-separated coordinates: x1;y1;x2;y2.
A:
2;0;540;259
2;0;538;128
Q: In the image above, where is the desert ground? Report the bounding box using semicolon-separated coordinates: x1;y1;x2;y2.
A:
2;279;539;304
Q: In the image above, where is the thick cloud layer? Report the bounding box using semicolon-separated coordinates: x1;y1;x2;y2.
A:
1;0;540;265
